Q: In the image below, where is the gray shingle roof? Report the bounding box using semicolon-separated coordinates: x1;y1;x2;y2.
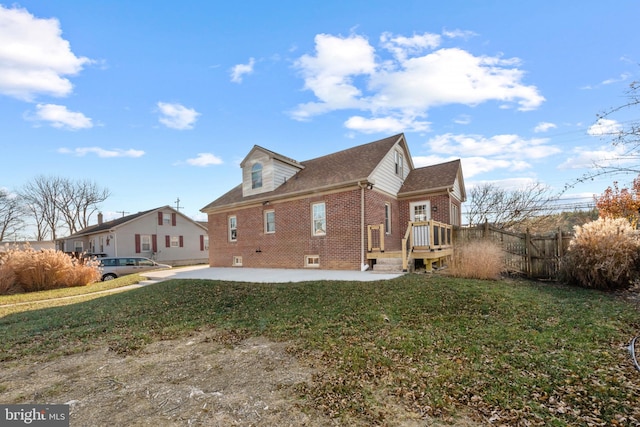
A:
65;207;158;238
399;159;463;196
201;134;405;211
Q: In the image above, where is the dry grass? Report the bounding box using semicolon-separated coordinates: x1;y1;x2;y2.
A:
447;240;504;280
0;246;101;294
560;217;640;290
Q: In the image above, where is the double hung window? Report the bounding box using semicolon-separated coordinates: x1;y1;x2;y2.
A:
312;202;326;236
229;216;237;242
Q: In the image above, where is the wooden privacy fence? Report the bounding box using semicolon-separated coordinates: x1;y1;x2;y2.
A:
454;223;573;280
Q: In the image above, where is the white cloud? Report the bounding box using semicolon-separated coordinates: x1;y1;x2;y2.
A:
291;31;544;133
416;132;560;178
230;57;256;83
344;114;430;134
534;122;557;133
557;143;635;170
601;72;631;85
0;5;91;101
426;133;560;160
467;177;539;191
587;118;622;136
453;115;471;125
291;33;376;121
29;103;92;129
157;102;200;130
380;31;441;61
413;154;515;178
58;147;145;158
185;153;223;167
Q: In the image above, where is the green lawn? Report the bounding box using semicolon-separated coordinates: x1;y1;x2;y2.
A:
1;275;638;426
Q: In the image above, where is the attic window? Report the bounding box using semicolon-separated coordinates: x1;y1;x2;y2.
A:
251;163;263;189
394;151;404;177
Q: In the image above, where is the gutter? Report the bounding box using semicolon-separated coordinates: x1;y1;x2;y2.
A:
202;178;373;214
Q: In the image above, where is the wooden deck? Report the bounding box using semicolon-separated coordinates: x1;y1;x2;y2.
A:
367;220;454;272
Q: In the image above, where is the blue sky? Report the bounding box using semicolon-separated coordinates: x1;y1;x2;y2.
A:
1;1;638;231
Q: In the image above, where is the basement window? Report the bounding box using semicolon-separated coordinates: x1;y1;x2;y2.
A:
232;256;243;267
305;255;320;268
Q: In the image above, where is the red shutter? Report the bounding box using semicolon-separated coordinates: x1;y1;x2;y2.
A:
158;212;163;226
165;235;170;248
135;234;141;253
152;234;157;252
179;236;184;247
199;235;204;251
172;213;177;226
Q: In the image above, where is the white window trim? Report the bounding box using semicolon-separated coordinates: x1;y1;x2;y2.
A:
264;210;275;234
141;234;152;251
394;150;404;177
170;236;180;247
232;256;243;266
384;203;392;234
305;255;320;268
311;202;326;236
229;216;237;242
251;163;263;189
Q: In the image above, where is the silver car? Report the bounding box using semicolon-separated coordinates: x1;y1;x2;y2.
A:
99;257;171;281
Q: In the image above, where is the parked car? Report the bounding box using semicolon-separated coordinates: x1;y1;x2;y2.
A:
98;257;171;281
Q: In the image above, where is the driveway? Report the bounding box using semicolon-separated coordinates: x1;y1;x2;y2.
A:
142;265;404;283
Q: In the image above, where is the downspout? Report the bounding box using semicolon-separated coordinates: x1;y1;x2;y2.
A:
358;181;368;271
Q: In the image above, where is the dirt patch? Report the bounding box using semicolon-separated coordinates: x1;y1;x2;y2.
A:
0;329;483;426
0;330;334;426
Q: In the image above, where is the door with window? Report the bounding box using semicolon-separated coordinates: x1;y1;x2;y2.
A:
409;201;431;246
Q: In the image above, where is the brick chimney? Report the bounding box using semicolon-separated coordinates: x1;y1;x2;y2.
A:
98;212;103;225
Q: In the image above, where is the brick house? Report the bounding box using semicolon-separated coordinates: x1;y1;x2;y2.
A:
201;133;466;271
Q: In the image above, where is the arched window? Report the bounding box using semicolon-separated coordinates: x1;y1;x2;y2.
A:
251;163;263;189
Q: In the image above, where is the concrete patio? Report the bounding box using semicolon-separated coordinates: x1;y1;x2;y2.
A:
142;265;404;283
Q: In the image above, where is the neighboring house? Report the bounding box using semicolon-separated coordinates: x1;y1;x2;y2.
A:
201;133;466;271
59;206;209;266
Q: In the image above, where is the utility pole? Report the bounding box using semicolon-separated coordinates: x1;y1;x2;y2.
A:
174;197;183;211
117;211;130;218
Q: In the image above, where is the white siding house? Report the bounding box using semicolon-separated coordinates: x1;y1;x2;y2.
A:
59;206;208;266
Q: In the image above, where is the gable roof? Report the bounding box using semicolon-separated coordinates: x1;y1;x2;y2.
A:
63;206;206;239
240;145;303;169
202;133;406;212
399;159;466;201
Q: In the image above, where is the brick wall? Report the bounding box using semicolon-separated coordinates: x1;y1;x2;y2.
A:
208;189;460;270
209;189;366;270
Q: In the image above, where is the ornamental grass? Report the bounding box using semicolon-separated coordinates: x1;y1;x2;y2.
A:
560;217;640;290
0;246;100;294
447;239;504;280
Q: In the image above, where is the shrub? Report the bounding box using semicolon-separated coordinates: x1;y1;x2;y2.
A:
560;217;640;290
0;247;101;294
447;239;504;280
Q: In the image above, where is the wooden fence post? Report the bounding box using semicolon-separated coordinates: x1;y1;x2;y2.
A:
525;228;532;278
557;227;563;258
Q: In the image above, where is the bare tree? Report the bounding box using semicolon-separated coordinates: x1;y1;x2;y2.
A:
21;176;62;240
0;189;25;241
57;178;110;234
568;80;640;188
467;182;556;230
21;176;110;239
